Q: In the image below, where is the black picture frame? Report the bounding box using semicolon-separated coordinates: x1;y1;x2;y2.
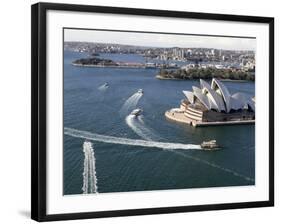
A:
31;2;274;222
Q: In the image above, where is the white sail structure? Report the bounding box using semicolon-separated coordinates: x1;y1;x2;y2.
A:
211;78;232;112
182;78;255;114
182;91;194;104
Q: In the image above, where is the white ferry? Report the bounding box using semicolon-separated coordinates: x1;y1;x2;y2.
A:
201;140;220;150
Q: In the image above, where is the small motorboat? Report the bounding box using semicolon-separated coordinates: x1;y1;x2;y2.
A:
137;89;143;94
201;140;220;150
104;82;109;87
130;108;143;116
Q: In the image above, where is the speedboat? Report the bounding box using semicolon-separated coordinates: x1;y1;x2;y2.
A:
137;89;143;94
104;82;109;87
200;140;220;150
130;108;143;116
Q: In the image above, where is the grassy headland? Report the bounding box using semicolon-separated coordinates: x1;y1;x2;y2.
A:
156;67;255;81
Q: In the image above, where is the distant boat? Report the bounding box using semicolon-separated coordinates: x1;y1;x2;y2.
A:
104;82;109;87
137;89;143;94
200;140;220;150
145;62;156;68
130;108;143;116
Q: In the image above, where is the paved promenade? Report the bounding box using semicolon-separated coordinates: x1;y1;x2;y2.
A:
165;110;255;127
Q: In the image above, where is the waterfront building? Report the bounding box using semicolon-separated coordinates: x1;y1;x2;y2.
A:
186;49;192;56
165;78;255;126
171;48;185;60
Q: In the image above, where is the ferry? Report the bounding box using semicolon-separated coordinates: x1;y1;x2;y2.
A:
130;108;143;116
137;89;143;94
200;140;220;150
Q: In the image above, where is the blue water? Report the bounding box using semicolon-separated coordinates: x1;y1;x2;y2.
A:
63;51;255;195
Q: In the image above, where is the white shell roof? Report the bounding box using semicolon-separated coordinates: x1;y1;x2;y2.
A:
231;92;256;112
231;92;249;110
182;91;194;104
247;99;255;112
183;78;255;113
200;79;212;89
192;86;201;93
229;97;246;110
232;92;248;101
211;78;232;112
200;79;226;112
192;86;211;110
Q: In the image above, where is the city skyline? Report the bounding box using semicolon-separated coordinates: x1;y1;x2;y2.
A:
64;29;256;51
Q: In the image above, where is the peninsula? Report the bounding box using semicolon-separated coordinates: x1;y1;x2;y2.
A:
72;57;178;69
157;67;255;81
72;57;119;67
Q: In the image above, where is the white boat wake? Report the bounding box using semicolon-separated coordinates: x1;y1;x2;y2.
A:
120;92;143;116
98;83;109;91
65;128;254;183
64;127;202;150
82;141;98;194
138;115;145;124
125;114;160;141
124;114;254;183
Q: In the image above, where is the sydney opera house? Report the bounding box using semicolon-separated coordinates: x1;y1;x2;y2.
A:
166;78;255;127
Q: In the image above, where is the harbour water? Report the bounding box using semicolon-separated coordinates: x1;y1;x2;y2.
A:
63;51;255;195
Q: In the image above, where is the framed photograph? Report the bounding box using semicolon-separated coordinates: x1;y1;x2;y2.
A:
31;2;274;222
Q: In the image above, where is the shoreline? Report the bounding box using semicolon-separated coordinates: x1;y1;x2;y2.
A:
72;63;147;69
156;75;254;82
72;63;177;70
155;75;182;80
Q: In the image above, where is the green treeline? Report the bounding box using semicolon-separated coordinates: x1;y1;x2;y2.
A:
157;67;255;81
72;57;118;66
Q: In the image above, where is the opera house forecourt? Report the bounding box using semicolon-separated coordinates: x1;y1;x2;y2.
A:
165;78;255;127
